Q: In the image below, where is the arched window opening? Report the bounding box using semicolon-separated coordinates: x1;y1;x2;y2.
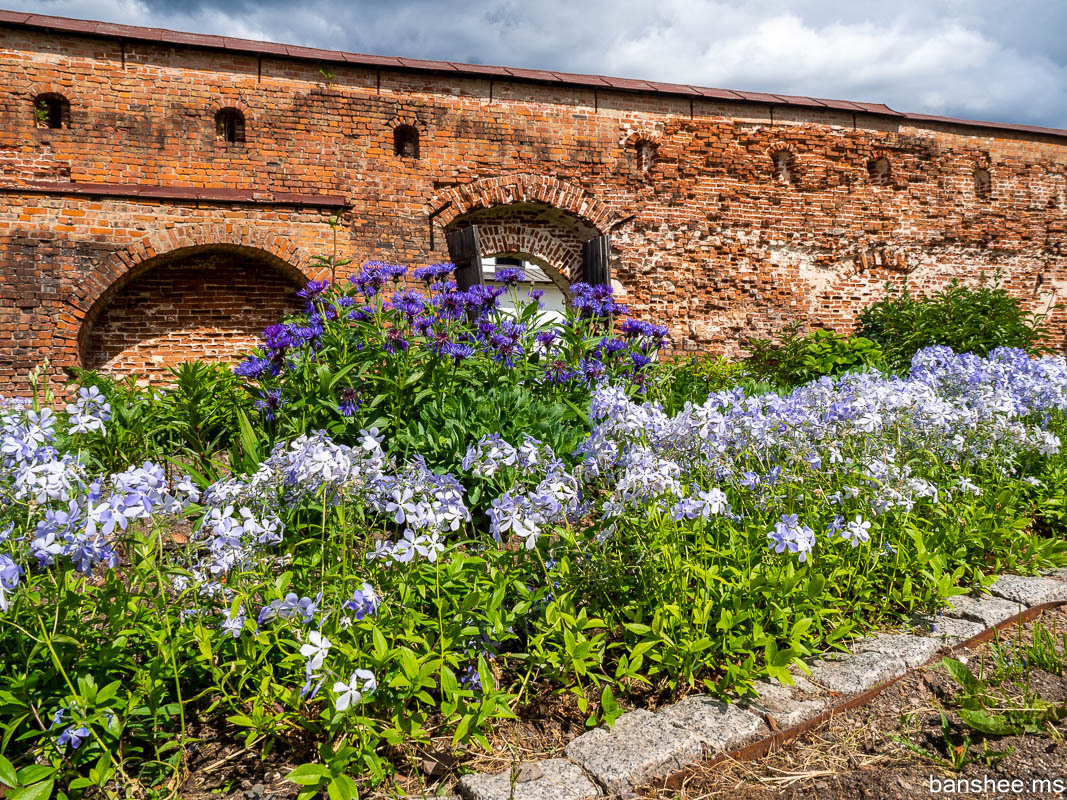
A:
34;93;68;129
482;255;568;320
636;140;657;173
974;168;992;200
393;125;420;159
771;150;795;185
215;107;245;144
868;157;891;185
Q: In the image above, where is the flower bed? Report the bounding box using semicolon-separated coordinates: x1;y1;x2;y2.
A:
0;265;1066;798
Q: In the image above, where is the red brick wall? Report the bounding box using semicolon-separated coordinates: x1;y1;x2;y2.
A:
0;23;1065;394
84;249;303;381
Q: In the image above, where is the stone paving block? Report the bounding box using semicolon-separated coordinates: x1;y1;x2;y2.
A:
742;680;827;728
945;594;1024;626
657;695;767;754
912;613;986;647
564;709;703;796
808;649;907;695
990;575;1067;607
459;759;599;800
854;633;942;668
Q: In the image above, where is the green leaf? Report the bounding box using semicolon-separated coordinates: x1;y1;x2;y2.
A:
942;658;981;694
327;775;358;800
286;764;332;786
0;754;16;788
9;780;54;800
958;709;1017;736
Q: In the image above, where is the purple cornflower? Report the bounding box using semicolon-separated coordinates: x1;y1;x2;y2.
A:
391;289;426;318
436;291;465;320
255;389;283;422
495;266;525;285
529;289;545;302
351;264;386;297
535;330;558;354
619;318;652;338
233;356;276;380
442;342;474;363
297;279;331;312
428;329;453;355
413;316;435;336
339;387;361;417
383;264;408;283
384;328;410;353
631;352;653;370
545;360;577;384
463;284;504;316
263;323;295;352
489;325;524;367
413;262;455;283
580;358;606;384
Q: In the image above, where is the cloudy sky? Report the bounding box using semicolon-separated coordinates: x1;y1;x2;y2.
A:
11;0;1067;129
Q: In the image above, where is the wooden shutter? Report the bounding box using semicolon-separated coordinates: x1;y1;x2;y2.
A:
581;234;611;286
446;226;483;290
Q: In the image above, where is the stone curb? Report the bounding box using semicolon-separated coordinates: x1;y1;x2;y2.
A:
455;572;1066;800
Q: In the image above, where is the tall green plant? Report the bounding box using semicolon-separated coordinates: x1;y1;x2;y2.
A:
745;325;883;388
857;276;1053;372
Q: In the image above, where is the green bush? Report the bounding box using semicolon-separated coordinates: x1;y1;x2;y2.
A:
645;354;749;413
69;361;252;476
857;277;1052;372
745;325;883;388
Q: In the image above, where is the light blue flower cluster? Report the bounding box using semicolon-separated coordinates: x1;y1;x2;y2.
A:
575;347;1067;562
464;434;583;549
65;386;111;435
193;428;470;577
0;396;195;612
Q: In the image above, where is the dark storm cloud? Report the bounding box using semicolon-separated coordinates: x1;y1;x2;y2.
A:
10;0;1067;128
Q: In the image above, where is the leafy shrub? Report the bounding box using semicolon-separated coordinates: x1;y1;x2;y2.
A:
745;324;883;387
857;277;1052;372
69;361;252;477
645;353;749;414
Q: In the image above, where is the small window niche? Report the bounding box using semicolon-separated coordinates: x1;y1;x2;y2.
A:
868;157;891;185
393;125;420;159
34;94;69;129
215;107;245;144
771;149;795;185
974;168;992;200
635;140;657;173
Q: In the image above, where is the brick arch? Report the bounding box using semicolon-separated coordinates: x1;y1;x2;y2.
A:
25;82;75;102
26;82;76;126
476;223;582;287
209;96;256;120
427;174;615;232
66;225;312;369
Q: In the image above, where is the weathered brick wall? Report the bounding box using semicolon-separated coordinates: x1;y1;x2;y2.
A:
84;249;303;380
0;20;1065;393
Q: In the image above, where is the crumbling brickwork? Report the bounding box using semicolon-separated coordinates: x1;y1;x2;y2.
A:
0;12;1065;392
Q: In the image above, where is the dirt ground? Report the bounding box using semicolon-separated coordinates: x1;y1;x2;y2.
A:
645;609;1067;800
